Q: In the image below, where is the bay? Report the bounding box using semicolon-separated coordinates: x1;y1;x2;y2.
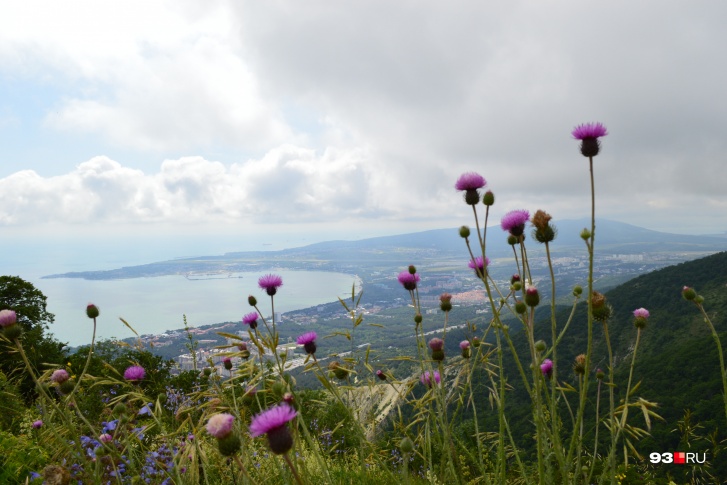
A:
35;270;360;346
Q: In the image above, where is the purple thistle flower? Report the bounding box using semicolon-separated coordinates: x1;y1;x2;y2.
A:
242;312;259;330
124;365;146;382
250;404;297;437
0;309;17;328
633;308;650;319
258;274;283;296
376;370;386;381
206;413;235;439
51;369;70;384
455;172;487;205
250;404;297;455
420;370;441;387
540;359;553;379
428;338;444;351
572;122;608;157
633;307;650;328
223;357;233;371
99;433;113;443
468;256;490;277
296;331;317;355
397;271;420;291
459;340;470;350
32;420;43;429
501;209;530;237
455;172;487;191
571;122;608;140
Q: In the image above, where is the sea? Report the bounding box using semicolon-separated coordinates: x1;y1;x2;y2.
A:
0;228;360;346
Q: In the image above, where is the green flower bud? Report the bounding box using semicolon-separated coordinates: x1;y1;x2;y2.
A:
86;304;100;319
59;380;75;395
525;287;540;307
682;286;696;301
414;314;423;324
482;191;495;206
113;403;127;416
3;324;22;340
248;295;257;306
399;437;414;454
515;301;527;314
217;433;242;456
459;226;471;238
573;285;583;296
580;228;591;240
534;340;547;353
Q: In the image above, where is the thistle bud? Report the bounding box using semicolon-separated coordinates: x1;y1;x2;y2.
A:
591;291;606;309
408;265;417;275
580;228;591;241
217;433;242;456
113;403;127;416
482;190;495;206
248;295;257;306
399;437;414;454
460;340;471;358
86;304;100;319
573;285;583;296
515;301;527;314
59;380;75;395
414;314;422;324
459;226;471;238
439;293;453;313
525;287;540;307
3;324;22;340
535;340;547;353
429;337;445;362
682;286;697;301
472;336;481;347
531;210;556;244
573;354;587;376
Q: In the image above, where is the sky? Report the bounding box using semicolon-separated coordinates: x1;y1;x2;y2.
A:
1;0;726;263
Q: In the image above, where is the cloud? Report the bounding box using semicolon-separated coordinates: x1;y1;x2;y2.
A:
0;147;405;226
1;1;726;235
1;1;296;152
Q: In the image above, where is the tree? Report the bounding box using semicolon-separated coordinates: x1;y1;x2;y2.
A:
0;276;67;402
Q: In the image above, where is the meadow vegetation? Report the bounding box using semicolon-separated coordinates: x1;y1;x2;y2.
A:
2;123;727;484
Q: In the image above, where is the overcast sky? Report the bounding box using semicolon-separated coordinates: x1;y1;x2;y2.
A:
1;0;726;249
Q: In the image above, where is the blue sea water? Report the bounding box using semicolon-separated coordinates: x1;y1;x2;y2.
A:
0;230;359;346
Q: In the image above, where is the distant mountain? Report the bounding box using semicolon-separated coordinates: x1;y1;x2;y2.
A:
43;219;726;280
